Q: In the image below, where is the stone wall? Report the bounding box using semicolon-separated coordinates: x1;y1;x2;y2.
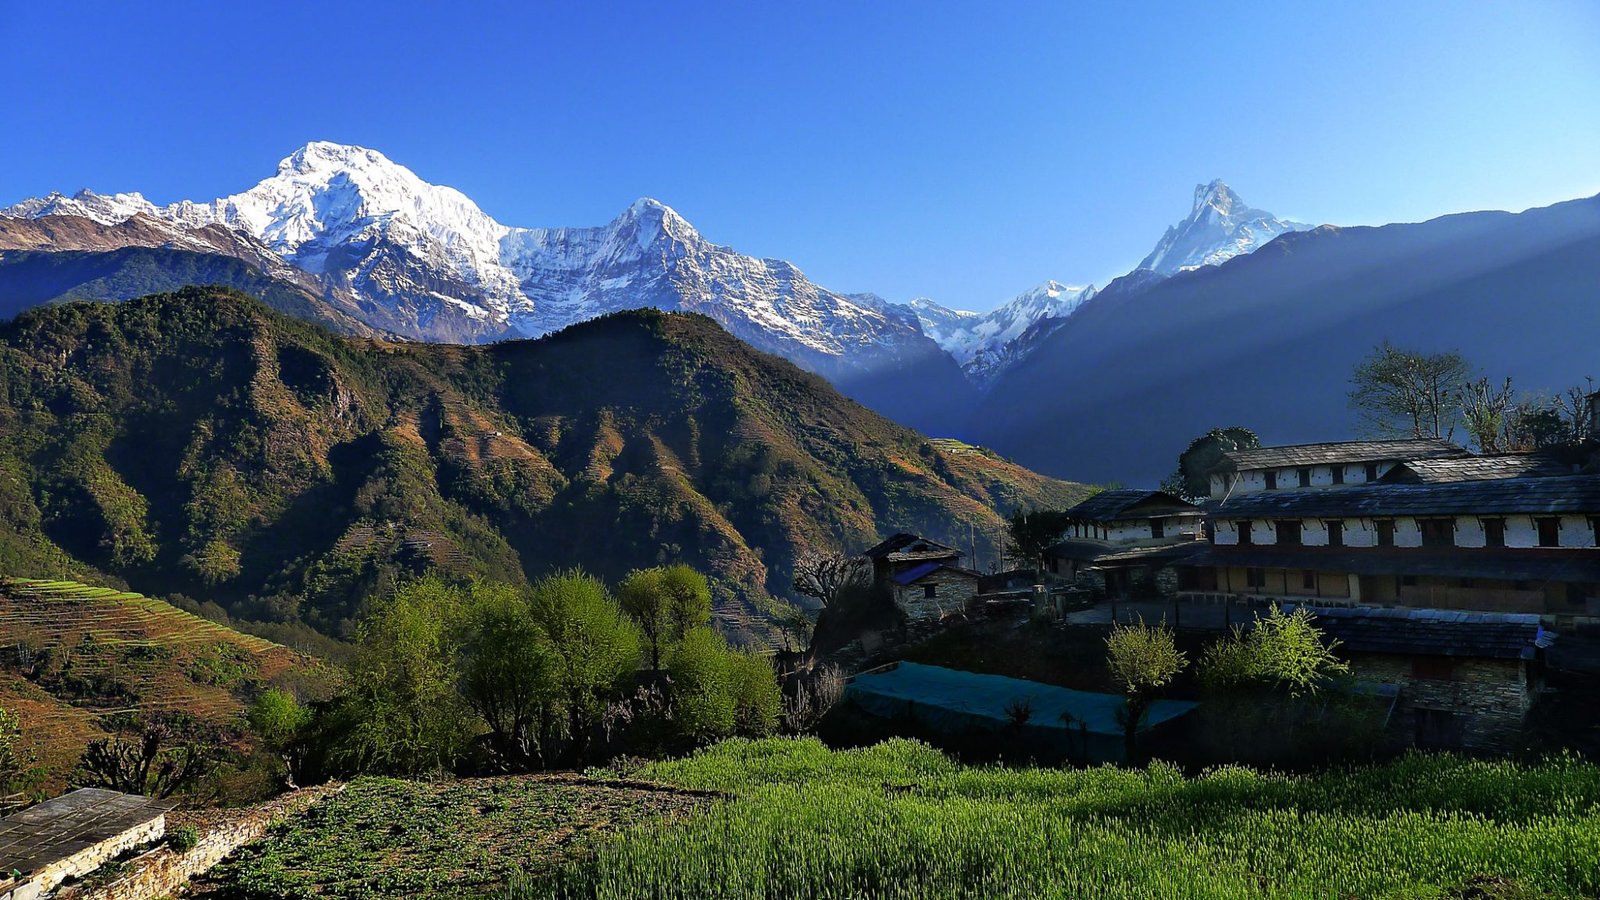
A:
892;570;977;622
2;816;165;900
1353;654;1531;754
69;783;341;900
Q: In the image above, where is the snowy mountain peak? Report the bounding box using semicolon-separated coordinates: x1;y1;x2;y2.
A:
3;189;161;226
1138;180;1313;276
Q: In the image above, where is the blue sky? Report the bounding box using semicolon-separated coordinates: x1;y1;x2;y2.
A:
3;1;1598;310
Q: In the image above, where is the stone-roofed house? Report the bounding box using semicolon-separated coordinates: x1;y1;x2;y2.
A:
0;789;174;900
1044;490;1205;599
1378;451;1580;484
861;533;977;623
1208;438;1469;498
1285;605;1552;753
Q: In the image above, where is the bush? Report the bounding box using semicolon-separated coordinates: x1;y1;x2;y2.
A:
168;824;200;853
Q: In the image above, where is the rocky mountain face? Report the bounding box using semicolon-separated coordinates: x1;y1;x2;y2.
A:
1137;179;1313;276
975;192;1600;484
0;289;1087;644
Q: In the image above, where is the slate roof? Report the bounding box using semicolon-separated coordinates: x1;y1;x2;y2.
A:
1185;546;1600;583
1219;439;1467;472
1283;605;1547;660
1065;490;1199;522
1048;539;1206;568
889;562;979;586
0;789;175;877
1209;474;1600;519
1379;453;1577;484
862;533;960;560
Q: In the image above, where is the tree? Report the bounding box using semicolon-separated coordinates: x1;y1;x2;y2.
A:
457;582;559;769
74;716;215;799
528;570;642;764
1349;342;1470;439
1165;427;1260;500
666;627;737;744
792;550;872;609
337;576;475;776
247;688;312;786
1459;377;1517;453
0;707;43;804
1005;509;1073;570
619;567;671;670
728;651;783;737
1105;620;1187;763
1201;605;1348;698
660;564;713;644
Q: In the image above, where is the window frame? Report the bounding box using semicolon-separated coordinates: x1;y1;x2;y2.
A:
1264;470;1278;491
1276;520;1302;546
1297;467;1312;487
1376;519;1395;548
1326;519;1344;547
1482;517;1506;548
1536;516;1561;548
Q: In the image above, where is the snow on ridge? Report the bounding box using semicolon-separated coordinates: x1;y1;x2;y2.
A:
1137;179;1312;276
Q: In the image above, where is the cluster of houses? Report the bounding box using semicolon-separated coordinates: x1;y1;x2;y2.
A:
861;393;1600;754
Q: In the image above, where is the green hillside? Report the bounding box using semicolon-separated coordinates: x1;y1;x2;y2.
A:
0;288;1088;643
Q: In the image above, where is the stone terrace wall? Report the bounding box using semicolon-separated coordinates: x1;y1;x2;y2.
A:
72;783;341;900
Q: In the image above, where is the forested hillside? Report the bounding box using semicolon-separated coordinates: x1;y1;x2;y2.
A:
0;289;1085;644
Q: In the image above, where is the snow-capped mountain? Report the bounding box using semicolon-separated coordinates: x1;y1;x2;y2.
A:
1137;179;1312;276
890;281;1096;381
3;141;934;365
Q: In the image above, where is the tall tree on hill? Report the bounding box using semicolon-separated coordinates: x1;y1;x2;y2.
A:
1349;342;1470;440
1162;427;1260;500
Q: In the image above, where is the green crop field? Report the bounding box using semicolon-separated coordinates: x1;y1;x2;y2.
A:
512;738;1600;900
198;774;711;899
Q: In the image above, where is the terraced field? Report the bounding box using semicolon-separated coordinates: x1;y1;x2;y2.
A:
0;577;335;786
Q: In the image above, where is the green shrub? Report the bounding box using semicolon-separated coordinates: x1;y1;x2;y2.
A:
167;824;200;853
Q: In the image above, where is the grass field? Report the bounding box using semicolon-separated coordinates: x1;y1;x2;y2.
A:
514;738;1600;900
198;775;709;899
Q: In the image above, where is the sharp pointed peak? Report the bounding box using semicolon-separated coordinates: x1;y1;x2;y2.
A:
277;141;401;177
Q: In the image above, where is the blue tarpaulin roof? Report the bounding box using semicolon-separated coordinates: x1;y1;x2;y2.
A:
845;662;1196;737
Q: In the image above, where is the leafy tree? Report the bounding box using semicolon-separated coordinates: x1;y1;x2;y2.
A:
619;567;672;670
1349;341;1470;439
337;576;475;776
0;707;43;803
666;627;737;744
1163;427;1260;500
457;581;559;769
1005;509;1072;570
1105;620;1187;762
660;564;713;644
1200;605;1348;697
247;688;312;786
728;651;782;737
528;570;642;764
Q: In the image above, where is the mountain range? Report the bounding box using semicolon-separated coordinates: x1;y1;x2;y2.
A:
0;289;1086;644
0;144;1297;400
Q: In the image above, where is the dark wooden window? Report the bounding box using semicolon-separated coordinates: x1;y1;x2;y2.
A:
1150;518;1164;539
1401;575;1418;587
1326;520;1344;547
1365;462;1379;482
1537;517;1561;548
923;584;937;599
1246;568;1266;589
1376;519;1395;547
1297;467;1312;487
1264;470;1278;490
1413;708;1465;750
1483;518;1506;547
1276;520;1302;546
1331;466;1345;485
1302;570;1316;590
1420;519;1455;548
1411;658;1458;681
1237;520;1252;545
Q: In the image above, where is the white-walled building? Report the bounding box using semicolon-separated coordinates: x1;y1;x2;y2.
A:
1045;490;1205;597
1208;439;1468;499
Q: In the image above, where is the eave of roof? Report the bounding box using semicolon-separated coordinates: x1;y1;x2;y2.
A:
1219;439;1467;472
1210;474;1600;519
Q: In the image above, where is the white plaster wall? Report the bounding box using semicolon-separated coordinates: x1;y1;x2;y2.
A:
1303;519;1330;546
1560;515;1596;548
1215;520;1239;545
1505;516;1539;549
1344;518;1379;548
1395;518;1422;548
1457;517;1487;548
1250;520;1275;545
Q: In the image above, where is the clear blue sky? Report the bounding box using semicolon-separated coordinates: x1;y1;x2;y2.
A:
3;1;1598;310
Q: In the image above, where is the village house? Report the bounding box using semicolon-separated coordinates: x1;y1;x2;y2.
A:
1285;605;1551;753
861;533;979;623
1043;490;1205;598
1206;438;1469;499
